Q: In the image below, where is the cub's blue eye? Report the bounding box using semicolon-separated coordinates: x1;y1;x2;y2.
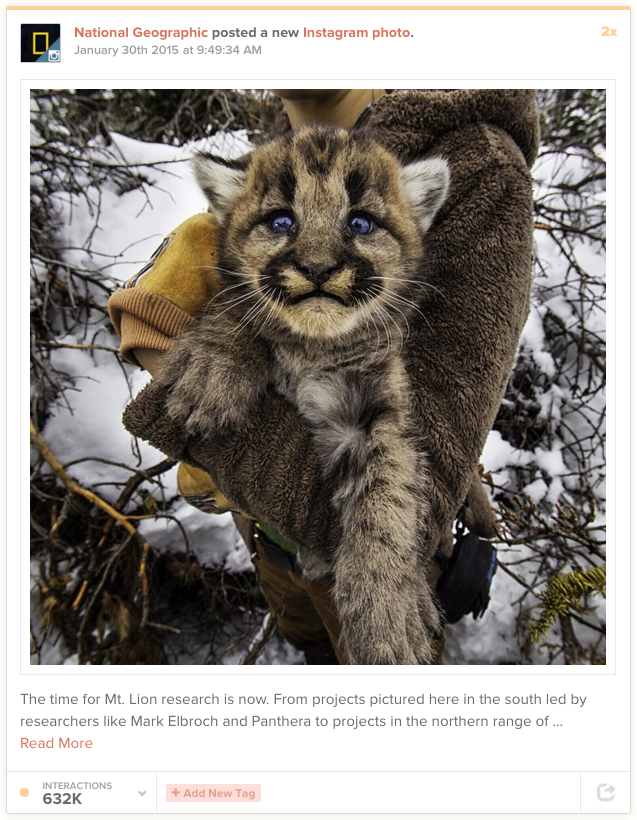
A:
348;213;374;234
269;213;295;234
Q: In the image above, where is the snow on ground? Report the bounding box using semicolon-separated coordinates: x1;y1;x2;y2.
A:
38;131;252;570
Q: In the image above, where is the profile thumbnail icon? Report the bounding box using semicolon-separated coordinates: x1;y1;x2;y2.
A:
21;24;61;62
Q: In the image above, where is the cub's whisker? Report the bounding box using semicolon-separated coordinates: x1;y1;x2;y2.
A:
234;295;272;335
368;304;393;362
374;301;405;353
368;275;446;300
360;303;382;356
381;291;432;335
381;289;426;320
203;281;259;312
195;264;254;279
213;290;263;321
256;292;284;338
379;299;411;347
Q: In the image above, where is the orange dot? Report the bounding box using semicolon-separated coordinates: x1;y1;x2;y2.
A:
20;788;29;797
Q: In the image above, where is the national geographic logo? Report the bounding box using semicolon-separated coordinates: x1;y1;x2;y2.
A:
21;24;61;62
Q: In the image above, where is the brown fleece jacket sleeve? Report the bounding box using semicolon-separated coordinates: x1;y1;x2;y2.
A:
123;385;341;548
123;99;537;559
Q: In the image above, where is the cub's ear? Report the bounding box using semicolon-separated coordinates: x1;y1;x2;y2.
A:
400;157;450;232
193;152;251;221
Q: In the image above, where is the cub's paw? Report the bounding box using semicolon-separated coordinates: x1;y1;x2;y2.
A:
158;339;268;437
337;587;438;666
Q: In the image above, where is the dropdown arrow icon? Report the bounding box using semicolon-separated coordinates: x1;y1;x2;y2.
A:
138;791;147;797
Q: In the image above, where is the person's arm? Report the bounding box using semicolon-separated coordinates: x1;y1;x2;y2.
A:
133;348;164;375
273;89;386;128
107;213;221;367
123;90;539;561
109;213;242;515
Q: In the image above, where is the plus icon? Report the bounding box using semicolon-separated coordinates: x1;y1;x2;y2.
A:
171;788;180;797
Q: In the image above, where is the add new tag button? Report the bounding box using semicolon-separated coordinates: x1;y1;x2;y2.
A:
166;784;261;802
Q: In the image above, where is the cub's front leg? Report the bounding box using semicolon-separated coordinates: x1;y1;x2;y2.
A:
156;311;272;440
332;438;440;665
297;362;440;665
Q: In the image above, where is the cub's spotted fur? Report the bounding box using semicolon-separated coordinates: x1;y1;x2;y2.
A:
158;127;450;664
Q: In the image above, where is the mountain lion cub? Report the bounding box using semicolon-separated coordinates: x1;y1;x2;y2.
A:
157;127;450;664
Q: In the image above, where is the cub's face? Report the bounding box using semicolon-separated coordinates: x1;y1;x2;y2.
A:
195;128;449;341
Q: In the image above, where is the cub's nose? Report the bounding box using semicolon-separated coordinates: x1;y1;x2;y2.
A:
299;261;339;285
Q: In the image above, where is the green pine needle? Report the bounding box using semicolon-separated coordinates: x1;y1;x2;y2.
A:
529;565;606;644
